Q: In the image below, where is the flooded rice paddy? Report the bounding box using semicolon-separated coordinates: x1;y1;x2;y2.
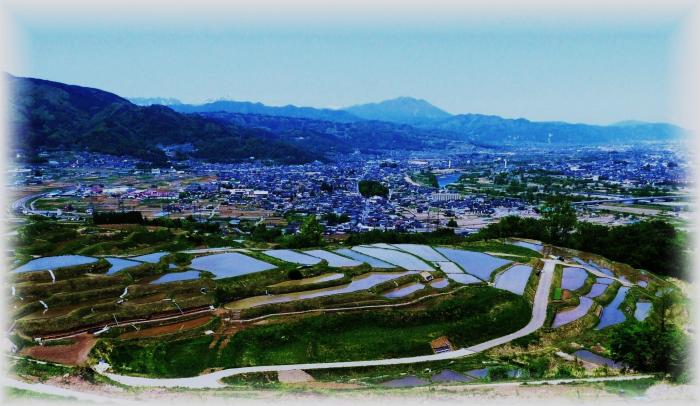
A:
493;265;532;295
585;283;608;298
263;250;321;265
510;240;543;253
573;349;624;369
190;252;276;279
561;267;588;290
552;297;594;328
13;255;97;273
392;244;448;262
445;273;482;285
105;257;142;275
150;270;202;285
226;271;416;309
429;278;449;288
634;301;652;321
595;287;630;330
351;246;433;271
382;282;425;298
435;248;511;280
131;252;169;263
303;250;362;267
269;273;344;288
334;249;394;268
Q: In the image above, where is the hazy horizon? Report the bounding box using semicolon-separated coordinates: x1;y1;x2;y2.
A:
3;0;695;126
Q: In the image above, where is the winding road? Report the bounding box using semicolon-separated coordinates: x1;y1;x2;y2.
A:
102;260;558;389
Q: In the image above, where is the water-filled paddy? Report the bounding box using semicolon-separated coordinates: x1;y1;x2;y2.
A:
436;248;511;280
383;282;425;299
131;252;169;263
263;250;321;265
303;250;362;267
634;301;652;321
105;257;142;275
510;240;543;253
552;297;594;328
595;287;630;330
150;270;202;285
352;246;433;271
190;252;276;279
494;265;532;295
573;349;624;369
429;278;449;289
585;283;608;298
13;255;97;273
334;249;394;268
596;277;614;285
392;244;448;262
561;267;588;290
226;271;416;309
445;273;482;285
431;369;474;382
269;273;344;288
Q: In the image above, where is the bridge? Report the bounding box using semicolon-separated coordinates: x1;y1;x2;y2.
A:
572;195;689;206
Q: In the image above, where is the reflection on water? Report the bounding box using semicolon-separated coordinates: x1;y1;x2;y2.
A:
226;271;415;309
595;287;630;330
383;282;425;299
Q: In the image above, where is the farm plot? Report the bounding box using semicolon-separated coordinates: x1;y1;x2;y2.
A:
150;270;202;285
572;349;624;369
552;297;594;328
392;244;448;262
493;265;532;295
436;247;511;281
105;257;142;275
351;246;433;271
595;287;630;330
303;250;362;267
585;283;608;298
429;278;449;289
510;240;543;253
269;273;344;288
13;255;97;273
445;273;482;285
263;250;321;265
573;257;615;277
334;249;394;268
382;282;425;299
190;252;276;279
131;252;169;263
634;301;653;321
561;267;588;290
226;271;416;309
435;261;465;274
20;334;96;365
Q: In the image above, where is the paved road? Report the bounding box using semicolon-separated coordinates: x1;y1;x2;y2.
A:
3;377;138;404
102;260;558;389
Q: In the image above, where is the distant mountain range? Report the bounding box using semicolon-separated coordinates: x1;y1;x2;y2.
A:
133;94;686;145
8;73;687;166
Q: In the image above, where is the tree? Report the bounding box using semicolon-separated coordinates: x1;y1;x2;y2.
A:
447;218;458;228
610;289;689;381
540;196;577;244
358;180;389;198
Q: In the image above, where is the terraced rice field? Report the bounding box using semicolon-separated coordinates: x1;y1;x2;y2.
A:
595;287;630;330
392;244;448;262
226;271;416;309
303;250;362;267
263;250;321;265
561;267;588;290
334;249;394;268
429;278;449;288
435;248;511;280
573;349;624;369
269;273;344;287
105;257;142;275
150;270;202;285
493;265;532;295
552;297;594;328
382;282;425;298
351;246;433;271
510;240;543;253
131;252;169;263
634;301;652;321
190;252;276;279
445;273;482;285
13;255;98;273
585;283;608;298
435;261;465;274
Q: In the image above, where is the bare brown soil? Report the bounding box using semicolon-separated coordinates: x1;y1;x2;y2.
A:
20;334;96;366
118;315;213;339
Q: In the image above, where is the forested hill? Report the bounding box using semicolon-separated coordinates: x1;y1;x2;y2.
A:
7;74;321;165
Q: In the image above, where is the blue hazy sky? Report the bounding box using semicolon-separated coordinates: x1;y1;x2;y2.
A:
4;2;690;125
